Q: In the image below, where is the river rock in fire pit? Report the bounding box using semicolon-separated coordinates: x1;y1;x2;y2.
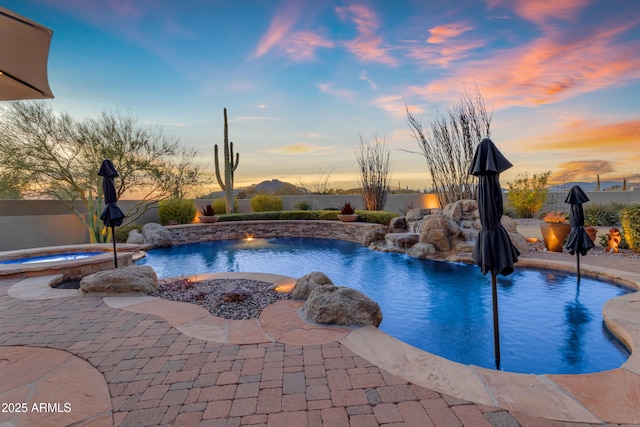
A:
221;284;251;302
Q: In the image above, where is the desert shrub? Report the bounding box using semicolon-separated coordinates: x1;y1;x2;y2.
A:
294;199;314;210
279;210;320;220
583;202;625;226
318;210;340;220
506;171;551;218
158;199;196;225
114;224;143;243
214;210;396;224
620;204;640;252
355;211;398;225
212;197;238;214
250;195;283;212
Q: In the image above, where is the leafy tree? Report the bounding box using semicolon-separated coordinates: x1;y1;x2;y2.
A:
0;101;201;242
506;171;551;218
356;135;391;211
406;87;491;207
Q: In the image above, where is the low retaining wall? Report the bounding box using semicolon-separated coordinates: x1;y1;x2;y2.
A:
167;220;389;245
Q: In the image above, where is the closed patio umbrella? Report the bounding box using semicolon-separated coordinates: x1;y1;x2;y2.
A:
98;159;125;268
469;138;520;370
565;185;595;282
0;6;54;100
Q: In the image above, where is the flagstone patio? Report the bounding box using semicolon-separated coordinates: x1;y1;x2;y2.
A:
0;251;639;426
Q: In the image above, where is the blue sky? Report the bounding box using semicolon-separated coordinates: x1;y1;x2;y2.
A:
4;0;640;194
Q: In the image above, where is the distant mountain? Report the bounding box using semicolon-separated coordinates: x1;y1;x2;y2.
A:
204;179;309;199
548;181;639;192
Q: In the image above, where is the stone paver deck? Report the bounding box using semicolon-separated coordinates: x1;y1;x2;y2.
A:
1;252;639;426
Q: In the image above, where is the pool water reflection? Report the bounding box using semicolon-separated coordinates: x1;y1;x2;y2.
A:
136;237;631;374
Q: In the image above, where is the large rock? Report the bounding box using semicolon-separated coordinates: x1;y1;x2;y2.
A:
420;228;451;252
127;229;145;244
385;233;419;249
80;265;158;295
509;232;529;255
405;208;430;222
501;216;517;233
407;243;436;258
291;271;334;300
304;286;382;327
390;216;407;229
442;202;462;222
142;223;172;247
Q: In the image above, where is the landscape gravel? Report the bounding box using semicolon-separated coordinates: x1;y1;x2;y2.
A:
152;278;291;320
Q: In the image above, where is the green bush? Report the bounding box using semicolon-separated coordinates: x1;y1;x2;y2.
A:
620;204;640;252
583;202;625;226
506;171;551;218
212;197;238;214
279;210;320;220
214;210;397;224
318;210;340;221
250;195;283;212
355;211;398;225
114;225;143;243
158;199;196;225
293;199;314;210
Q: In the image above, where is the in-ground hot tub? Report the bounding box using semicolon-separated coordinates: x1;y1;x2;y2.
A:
0;244;143;280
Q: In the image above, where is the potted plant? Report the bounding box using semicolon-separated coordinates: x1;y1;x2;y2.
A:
540;211;570;252
585;225;598;242
337;202;358;222
198;204;219;223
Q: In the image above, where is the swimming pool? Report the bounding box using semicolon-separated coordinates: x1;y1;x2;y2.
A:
136;237;632;374
0;252;98;264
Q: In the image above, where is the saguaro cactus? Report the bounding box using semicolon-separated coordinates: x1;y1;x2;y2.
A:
214;108;240;214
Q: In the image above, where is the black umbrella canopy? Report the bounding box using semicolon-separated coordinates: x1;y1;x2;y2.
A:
565;185;595;282
565;185;594;256
470;138;520;276
469;138;519;370
97;159;125;228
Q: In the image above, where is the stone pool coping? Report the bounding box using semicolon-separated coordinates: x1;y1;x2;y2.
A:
5;263;640;424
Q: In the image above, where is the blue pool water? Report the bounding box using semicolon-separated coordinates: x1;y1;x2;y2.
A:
136;238;632;374
0;252;98;264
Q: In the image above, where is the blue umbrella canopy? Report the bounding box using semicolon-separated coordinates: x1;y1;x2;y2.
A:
470;138;520;276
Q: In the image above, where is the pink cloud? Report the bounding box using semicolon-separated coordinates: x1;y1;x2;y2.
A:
283;32;334;61
427;24;473;44
410;23;640;108
487;0;591;26
252;2;302;58
317;83;356;101
335;5;397;66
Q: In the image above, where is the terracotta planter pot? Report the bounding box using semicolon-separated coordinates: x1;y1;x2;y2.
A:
585;226;598;242
198;215;219;223
337;214;358;222
540;222;571;252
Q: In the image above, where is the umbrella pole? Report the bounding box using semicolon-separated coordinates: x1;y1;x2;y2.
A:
492;272;501;370
111;227;118;268
576;253;580;283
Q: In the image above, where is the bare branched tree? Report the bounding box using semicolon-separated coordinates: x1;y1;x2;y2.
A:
0;101;202;241
356;135;391;211
406;87;491;207
297;168;335;194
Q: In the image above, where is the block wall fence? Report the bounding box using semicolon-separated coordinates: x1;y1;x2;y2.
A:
1;190;639;251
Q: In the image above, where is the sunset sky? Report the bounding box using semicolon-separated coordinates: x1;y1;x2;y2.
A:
4;0;640;193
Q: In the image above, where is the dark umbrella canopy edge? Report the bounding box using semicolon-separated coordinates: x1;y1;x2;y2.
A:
470;138;520;370
565;185;595;281
98;159;125;267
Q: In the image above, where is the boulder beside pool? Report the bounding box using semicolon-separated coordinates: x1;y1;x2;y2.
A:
80;265;158;295
142;223;173;248
304;286;382;327
290;271;335;300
